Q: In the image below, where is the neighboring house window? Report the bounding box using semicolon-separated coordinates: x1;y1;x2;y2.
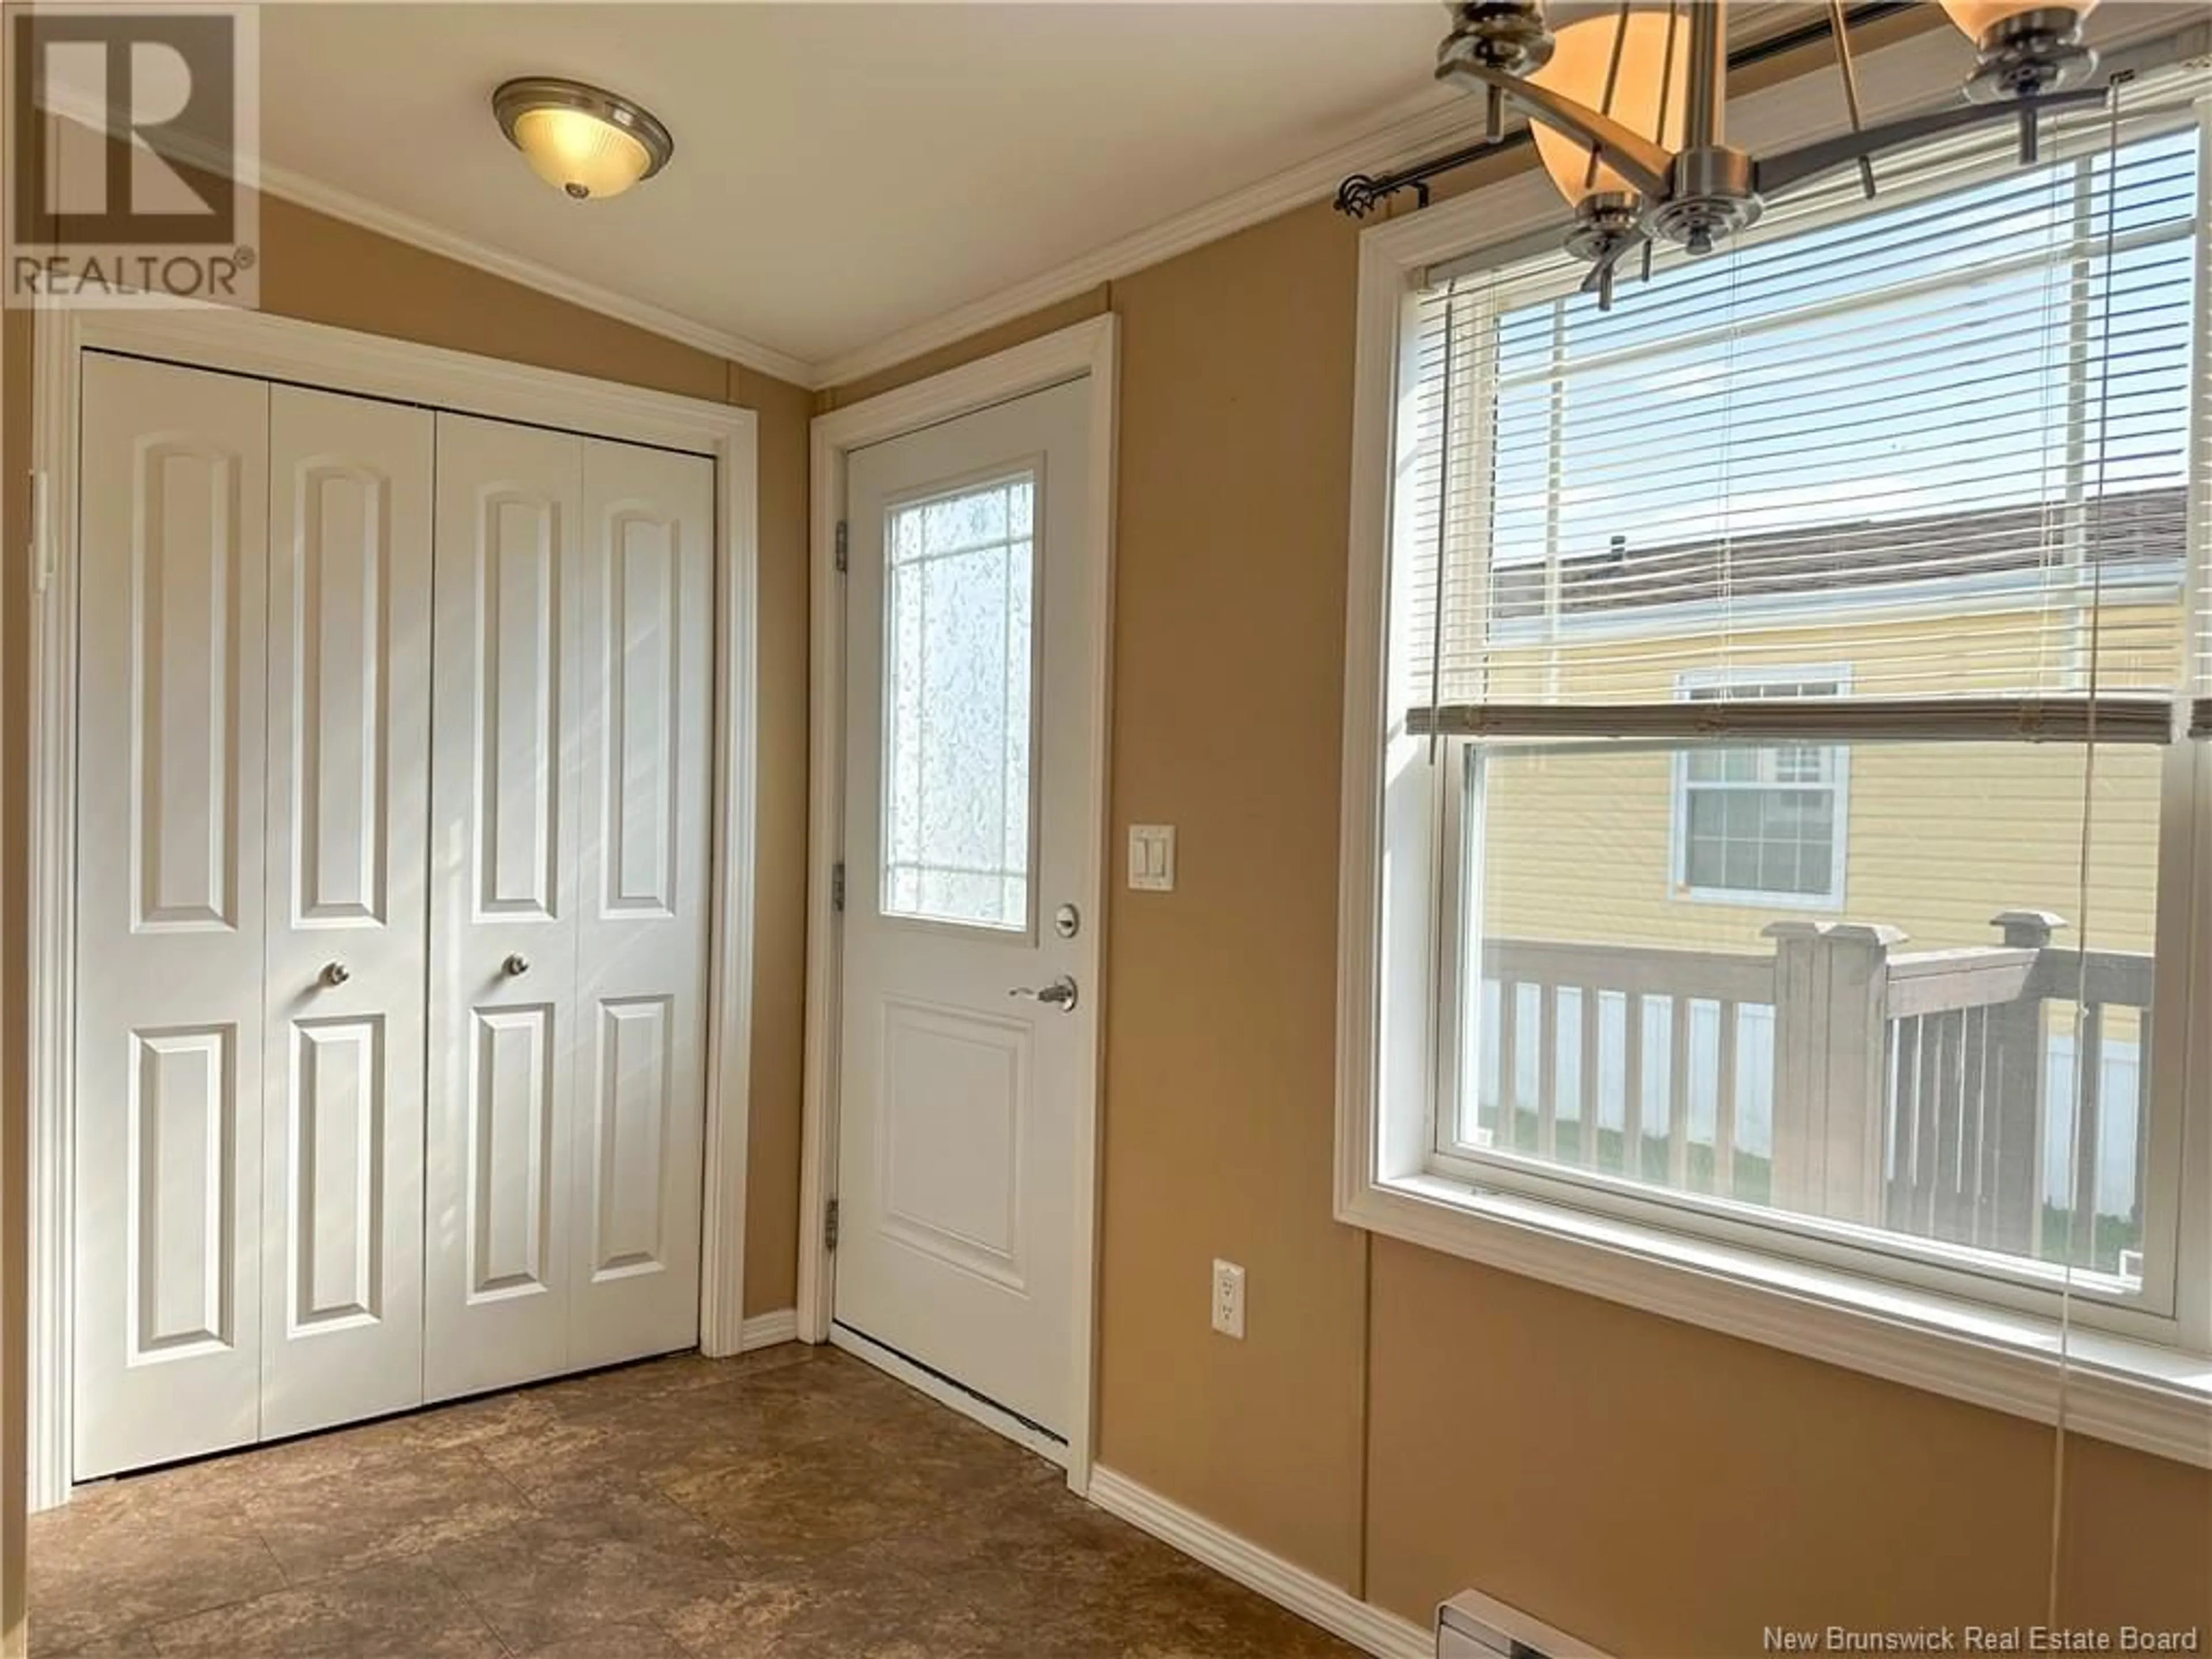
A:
1673;674;1848;907
1338;59;2212;1438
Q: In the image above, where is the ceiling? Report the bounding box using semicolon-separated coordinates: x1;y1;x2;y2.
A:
252;3;2041;385
258;2;1479;380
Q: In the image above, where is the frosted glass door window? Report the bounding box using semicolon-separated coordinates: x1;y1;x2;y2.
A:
881;474;1036;930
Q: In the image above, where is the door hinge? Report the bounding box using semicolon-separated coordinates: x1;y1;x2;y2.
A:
834;519;849;573
831;862;846;912
824;1198;840;1252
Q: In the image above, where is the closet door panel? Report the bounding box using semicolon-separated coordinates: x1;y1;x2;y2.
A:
425;412;584;1401
74;354;271;1479
568;440;714;1367
260;387;434;1439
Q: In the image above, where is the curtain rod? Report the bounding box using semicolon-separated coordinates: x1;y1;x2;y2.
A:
1334;0;1920;219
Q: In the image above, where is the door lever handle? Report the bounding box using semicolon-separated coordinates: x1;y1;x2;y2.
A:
1009;974;1078;1013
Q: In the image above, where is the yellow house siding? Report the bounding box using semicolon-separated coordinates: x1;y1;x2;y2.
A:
1478;600;2173;961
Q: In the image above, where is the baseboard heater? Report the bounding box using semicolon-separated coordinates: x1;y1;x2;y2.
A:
1438;1589;1611;1659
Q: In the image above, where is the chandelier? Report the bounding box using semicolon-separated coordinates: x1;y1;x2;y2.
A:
1437;1;2109;305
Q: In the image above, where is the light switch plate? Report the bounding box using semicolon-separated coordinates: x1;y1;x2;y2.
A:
1128;824;1175;891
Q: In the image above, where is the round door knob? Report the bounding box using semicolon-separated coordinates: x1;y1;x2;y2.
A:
319;961;351;988
503;953;531;978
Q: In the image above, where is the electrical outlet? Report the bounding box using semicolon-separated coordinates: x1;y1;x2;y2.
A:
1210;1259;1246;1340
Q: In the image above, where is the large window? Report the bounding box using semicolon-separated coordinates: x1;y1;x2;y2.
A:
1343;65;2212;1421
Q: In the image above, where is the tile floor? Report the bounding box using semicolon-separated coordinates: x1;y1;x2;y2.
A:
31;1343;1358;1657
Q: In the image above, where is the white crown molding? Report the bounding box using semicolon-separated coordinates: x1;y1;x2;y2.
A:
815;86;1494;390
253;161;821;388
1086;1467;1431;1659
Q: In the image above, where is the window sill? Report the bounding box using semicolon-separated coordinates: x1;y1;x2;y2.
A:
1342;1173;2212;1468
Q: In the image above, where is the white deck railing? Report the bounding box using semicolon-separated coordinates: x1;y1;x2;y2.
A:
1477;912;2153;1267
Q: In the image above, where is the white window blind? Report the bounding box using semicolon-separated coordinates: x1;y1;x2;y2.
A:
1399;94;2208;748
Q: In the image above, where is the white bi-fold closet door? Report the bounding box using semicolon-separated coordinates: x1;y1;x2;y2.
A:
73;353;715;1482
71;358;433;1475
422;413;715;1401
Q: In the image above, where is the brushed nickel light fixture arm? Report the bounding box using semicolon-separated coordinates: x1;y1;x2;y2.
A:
1450;64;1676;195
1753;83;2100;196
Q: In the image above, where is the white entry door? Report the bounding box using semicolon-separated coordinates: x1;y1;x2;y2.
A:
259;385;435;1441
835;378;1097;1443
75;355;271;1478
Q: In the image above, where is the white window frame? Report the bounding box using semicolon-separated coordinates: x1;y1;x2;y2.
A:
1334;35;2212;1471
1669;665;1853;911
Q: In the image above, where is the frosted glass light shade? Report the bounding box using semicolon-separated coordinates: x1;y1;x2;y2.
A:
1940;0;2099;44
1528;6;1691;209
493;78;673;201
511;107;652;199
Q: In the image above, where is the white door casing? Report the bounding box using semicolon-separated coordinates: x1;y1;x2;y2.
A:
424;412;585;1401
74;355;272;1478
259;386;434;1441
569;439;716;1368
834;377;1096;1441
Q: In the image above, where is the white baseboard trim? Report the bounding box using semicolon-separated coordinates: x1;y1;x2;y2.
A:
1086;1466;1431;1659
737;1309;799;1351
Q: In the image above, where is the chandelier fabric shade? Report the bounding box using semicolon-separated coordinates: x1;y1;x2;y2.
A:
1939;0;2101;47
1527;1;1694;209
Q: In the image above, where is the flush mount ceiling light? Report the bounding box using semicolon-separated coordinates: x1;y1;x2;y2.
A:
1435;0;2107;305
493;77;673;200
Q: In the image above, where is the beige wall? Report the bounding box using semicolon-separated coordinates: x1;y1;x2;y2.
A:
827;154;2211;1659
1094;201;1376;1582
1368;1239;2212;1654
0;190;813;1323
